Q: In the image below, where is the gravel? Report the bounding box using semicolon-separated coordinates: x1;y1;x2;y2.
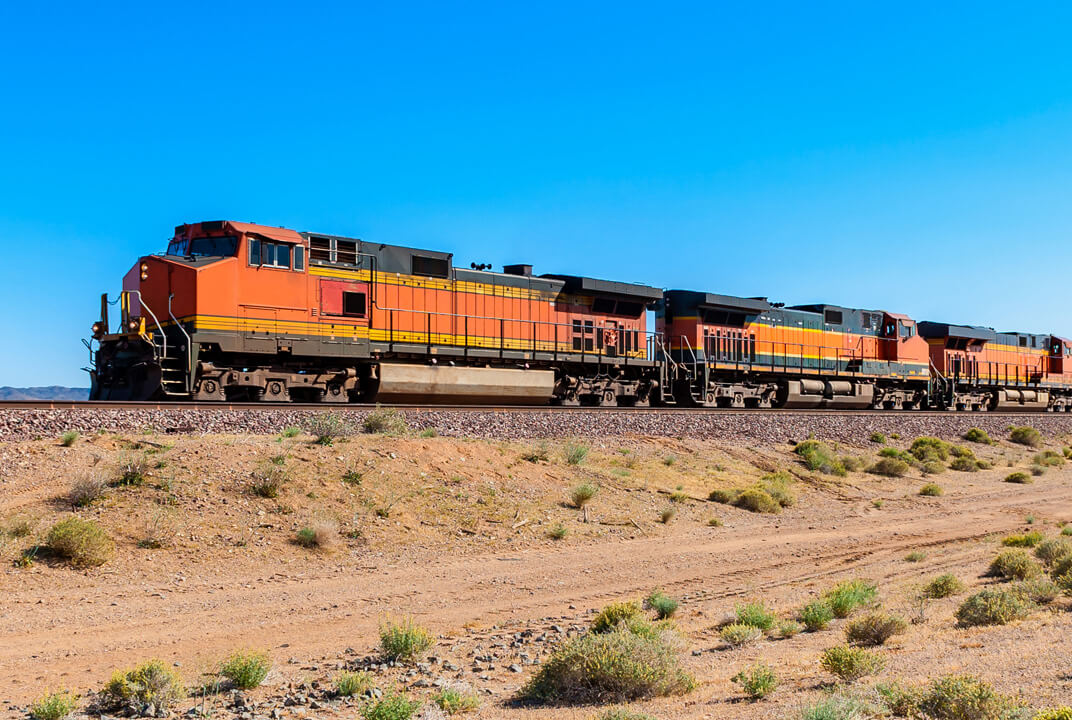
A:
3;407;1072;444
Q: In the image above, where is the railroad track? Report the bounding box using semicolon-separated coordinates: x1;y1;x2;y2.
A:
1;400;1068;416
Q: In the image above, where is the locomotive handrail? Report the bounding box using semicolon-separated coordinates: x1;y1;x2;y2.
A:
126;291;166;361
168;294;193;392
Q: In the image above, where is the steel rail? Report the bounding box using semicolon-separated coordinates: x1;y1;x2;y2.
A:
0;400;1068;417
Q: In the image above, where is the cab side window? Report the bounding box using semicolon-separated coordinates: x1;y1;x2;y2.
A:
249;239;304;271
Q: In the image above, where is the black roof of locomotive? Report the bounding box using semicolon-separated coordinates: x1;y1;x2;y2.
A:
541;274;663;302
917;322;997;341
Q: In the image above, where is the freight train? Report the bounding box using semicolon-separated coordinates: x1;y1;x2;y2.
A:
87;220;1072;411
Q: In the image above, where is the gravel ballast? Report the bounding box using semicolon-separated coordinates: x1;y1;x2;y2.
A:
3;407;1072;443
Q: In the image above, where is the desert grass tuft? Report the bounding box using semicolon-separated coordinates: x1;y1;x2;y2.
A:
431;685;481;715
570;482;598;509
731;662;777;700
564;444;590;466
363;408;408;435
59;431;79;447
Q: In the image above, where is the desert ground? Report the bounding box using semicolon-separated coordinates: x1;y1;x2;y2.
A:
2;416;1071;719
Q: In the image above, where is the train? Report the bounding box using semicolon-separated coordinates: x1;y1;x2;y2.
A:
87;219;1072;411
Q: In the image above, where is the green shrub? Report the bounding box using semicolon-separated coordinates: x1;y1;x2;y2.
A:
795;440;847;476
47;517;114;568
432;686;481;714
911;437;951;462
29;691;76;720
1013;577;1059;605
733;488;781;514
800;600;835;631
879;446;914;462
822;579;877;618
719;623;762;647
380;618;435;661
645;590;679;619
335;671;373;697
1035;450;1064;467
564;444;589;465
922;573;965;599
1036;539;1072;566
60;431;79;447
1005;471;1032;484
418;427;437;438
950;456;981;472
869;432;886;444
707;517;723;527
735;601;776;630
956;587;1034;627
868;458;909;477
876;681;921;716
904;551;926;562
922;460;946;475
1064;526;1072;537
915;674;1014;720
103;660;185;711
251;464;287;498
820;645;885;682
731;662;777;699
363;692;421;720
280;426;301;438
844;611;907;646
708;488;739;504
521;623;695;703
963;428;993;444
1035;708;1072;720
1031;464;1048;476
1052;554;1072;580
592;600;643;633
1001;531;1044;548
570;482;598;508
548;523;568;540
305;412;354;445
220;650;270;689
919;483;943;497
988;549;1041;580
1009;425;1042;447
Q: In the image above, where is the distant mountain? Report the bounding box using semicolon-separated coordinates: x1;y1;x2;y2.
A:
0;386;90;401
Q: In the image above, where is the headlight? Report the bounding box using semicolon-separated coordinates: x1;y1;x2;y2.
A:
140;262;149;281
128;319;140;332
91;322;103;337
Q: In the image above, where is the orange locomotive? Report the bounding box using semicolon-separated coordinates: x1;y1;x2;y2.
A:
89;219;1072;410
90;220;662;405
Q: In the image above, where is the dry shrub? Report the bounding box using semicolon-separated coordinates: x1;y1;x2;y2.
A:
844;611;907;646
1035;538;1072;566
295;518;337;549
113;453;150;486
919;483;943;497
720;623;762;647
1004;471;1031;484
137;511;177;549
251;464;287;498
304;412;355;444
522;620;694;704
47;517;114;568
68;472;107;507
570;482;598;508
363;408;408;435
868;458;909;477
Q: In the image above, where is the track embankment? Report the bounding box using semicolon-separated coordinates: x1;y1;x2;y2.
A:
2;405;1072;442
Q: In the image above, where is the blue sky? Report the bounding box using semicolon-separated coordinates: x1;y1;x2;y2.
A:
2;2;1072;386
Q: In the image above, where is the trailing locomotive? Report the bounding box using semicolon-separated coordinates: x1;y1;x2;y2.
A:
88;219;1072;411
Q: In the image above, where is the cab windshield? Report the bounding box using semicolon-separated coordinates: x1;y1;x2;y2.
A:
166;236;239;257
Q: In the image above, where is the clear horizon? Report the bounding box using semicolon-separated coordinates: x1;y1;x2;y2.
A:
3;2;1072;386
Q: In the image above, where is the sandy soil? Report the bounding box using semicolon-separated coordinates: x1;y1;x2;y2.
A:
1;428;1071;718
